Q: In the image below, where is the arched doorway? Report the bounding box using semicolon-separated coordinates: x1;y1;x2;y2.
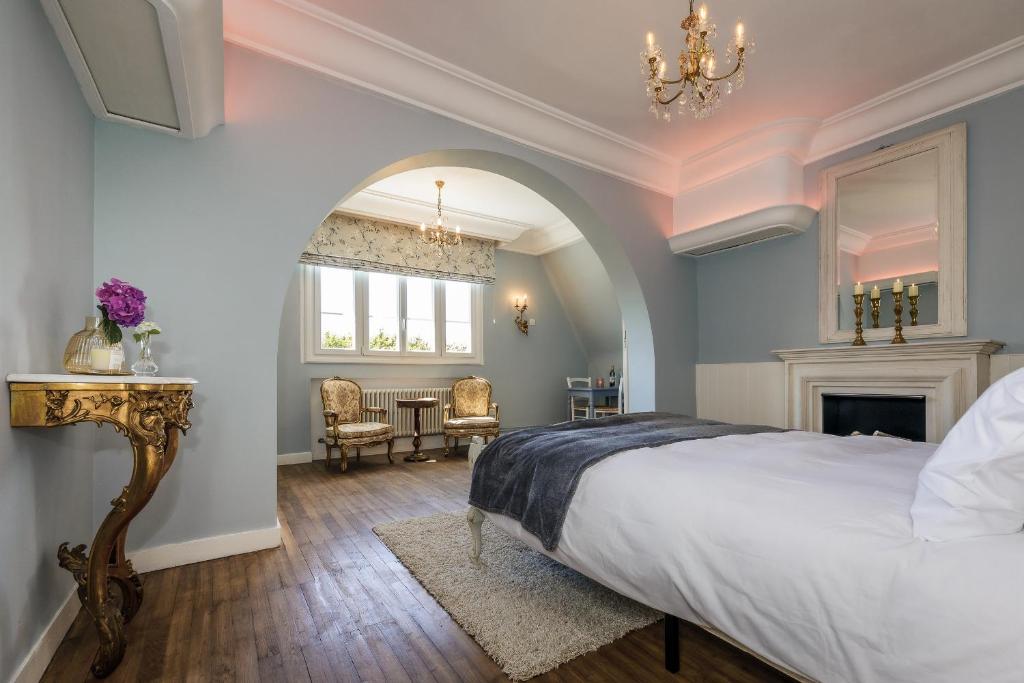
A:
315;149;656;410
277;152;648;460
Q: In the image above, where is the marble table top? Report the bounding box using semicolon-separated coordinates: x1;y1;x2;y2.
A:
7;374;197;385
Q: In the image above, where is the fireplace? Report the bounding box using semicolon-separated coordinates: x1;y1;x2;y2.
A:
822;394;926;442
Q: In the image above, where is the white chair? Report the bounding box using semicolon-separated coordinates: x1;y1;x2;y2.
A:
567;377;592;420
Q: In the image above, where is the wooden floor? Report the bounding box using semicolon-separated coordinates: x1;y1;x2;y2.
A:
43;449;790;682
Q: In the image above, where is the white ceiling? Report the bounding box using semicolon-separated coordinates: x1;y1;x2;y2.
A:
337;166;583;255
304;0;1024;161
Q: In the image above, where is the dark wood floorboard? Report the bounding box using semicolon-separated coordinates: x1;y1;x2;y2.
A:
41;449;790;682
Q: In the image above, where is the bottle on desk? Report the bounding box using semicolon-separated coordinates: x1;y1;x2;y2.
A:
609;365;617;388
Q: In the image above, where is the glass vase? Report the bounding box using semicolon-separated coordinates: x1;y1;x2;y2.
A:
131;335;159;377
63;316;102;374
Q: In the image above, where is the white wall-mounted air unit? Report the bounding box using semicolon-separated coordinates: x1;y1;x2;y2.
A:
41;0;224;139
669;204;818;256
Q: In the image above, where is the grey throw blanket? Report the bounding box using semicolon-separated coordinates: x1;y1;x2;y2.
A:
469;412;785;551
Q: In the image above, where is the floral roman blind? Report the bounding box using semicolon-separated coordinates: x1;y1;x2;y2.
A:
300;212;496;284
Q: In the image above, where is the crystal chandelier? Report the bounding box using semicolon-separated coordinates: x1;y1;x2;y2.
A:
420;179;462;250
642;1;751;121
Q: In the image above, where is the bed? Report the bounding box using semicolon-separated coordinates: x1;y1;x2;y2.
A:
466;420;1024;682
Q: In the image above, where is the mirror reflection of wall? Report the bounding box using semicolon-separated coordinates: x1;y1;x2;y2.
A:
835;148;940;332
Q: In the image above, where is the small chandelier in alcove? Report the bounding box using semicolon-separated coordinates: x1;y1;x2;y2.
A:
420;180;463;250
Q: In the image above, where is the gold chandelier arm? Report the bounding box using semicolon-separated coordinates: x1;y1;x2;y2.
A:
699;53;744;82
655;88;685;106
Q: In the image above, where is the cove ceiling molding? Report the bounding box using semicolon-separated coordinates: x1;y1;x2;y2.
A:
41;0;225;139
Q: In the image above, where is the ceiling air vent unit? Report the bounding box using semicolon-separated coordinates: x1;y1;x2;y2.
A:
669;204;818;256
41;0;224;139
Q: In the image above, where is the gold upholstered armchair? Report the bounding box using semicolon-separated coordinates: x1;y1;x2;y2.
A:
318;377;395;472
443;376;500;457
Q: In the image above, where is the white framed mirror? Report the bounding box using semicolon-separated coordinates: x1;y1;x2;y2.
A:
819;123;966;344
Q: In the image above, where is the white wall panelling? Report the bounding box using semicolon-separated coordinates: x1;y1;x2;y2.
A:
695;362;786;428
697;351;1022;437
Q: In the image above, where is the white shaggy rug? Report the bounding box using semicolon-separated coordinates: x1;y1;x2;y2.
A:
373;510;659;680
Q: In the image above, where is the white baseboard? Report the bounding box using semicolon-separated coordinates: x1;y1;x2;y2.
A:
277;450;312;466
9;586;80;683
127;520;282;574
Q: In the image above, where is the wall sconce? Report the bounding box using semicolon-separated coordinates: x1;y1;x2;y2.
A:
512;294;529;335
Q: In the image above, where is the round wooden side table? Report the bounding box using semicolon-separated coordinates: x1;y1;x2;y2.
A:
396;396;439;462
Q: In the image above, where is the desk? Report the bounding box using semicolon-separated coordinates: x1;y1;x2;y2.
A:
396;396;438;462
7;374;196;678
566;386;619;420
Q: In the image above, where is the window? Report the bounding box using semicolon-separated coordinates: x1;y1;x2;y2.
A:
302;265;482;364
445;281;473;354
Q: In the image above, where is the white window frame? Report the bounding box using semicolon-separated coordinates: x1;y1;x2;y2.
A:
300;264;483;365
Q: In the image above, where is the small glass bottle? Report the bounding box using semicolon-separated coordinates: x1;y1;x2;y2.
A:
63;316;102;374
609;365;617;387
131;335;159;377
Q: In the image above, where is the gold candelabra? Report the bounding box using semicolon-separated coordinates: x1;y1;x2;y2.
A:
909;293;920;326
891;291;907;344
852;293;866;346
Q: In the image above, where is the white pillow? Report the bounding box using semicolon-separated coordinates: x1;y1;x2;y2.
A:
911;367;1024;541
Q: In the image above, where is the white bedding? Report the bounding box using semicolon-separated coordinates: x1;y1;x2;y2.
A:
486;431;1024;682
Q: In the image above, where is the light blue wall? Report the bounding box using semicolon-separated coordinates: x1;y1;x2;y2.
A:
92;45;697;552
542;240;623;380
277;251;589;454
697;86;1024;363
0;1;96;679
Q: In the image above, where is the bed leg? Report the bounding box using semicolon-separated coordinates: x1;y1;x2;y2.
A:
467;506;484;568
665;613;680;673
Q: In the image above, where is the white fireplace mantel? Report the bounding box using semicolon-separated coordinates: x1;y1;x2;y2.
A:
773;340;1005;442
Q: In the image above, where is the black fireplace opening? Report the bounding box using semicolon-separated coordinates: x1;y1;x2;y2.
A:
822;394;926;442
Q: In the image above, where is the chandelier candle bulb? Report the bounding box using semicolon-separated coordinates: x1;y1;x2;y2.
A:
735;22;744;48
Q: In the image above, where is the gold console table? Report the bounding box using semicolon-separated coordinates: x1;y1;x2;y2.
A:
7;374;196;678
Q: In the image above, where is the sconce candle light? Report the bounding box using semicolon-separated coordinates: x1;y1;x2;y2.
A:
513;294;529;335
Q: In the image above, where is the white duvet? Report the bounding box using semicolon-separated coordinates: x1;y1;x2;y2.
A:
487;431;1024;682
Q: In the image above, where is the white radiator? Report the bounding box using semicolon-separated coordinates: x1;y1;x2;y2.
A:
362;387;452;437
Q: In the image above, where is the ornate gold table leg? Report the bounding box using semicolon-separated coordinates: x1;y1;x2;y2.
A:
46;389;193;678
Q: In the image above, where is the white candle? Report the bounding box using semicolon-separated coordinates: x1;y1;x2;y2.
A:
645;31;655;49
698;4;708;23
870;285;880;300
908;283;919;297
90;348;111;371
892;278;903;294
854;282;864;296
735;22;745;48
